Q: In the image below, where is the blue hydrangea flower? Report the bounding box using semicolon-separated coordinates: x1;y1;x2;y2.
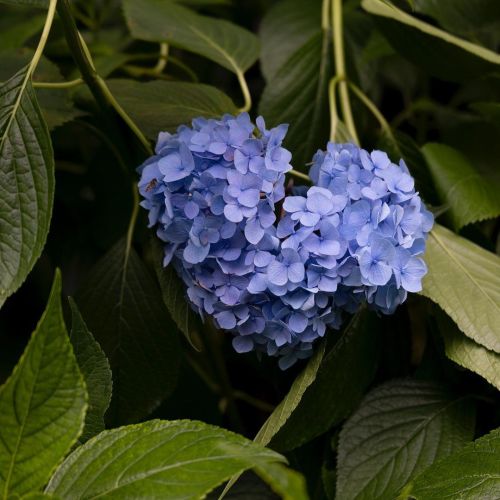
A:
139;112;433;369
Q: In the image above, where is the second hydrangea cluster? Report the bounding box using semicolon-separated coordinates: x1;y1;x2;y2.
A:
138;113;433;369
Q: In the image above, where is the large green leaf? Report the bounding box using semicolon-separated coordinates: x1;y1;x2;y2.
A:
259;0;320;82
336;379;475;500
46;419;308;499
69;298;112;443
0;14;45;49
413;0;500;49
0;65;54;308
108;79;237;140
422;143;500;229
269;311;380;451
403;428;500;499
362;0;500;64
362;0;500;82
422;224;500;353
122;0;259;74
437;312;500;391
258;0;332;169
77;239;180;425
0;271;87;497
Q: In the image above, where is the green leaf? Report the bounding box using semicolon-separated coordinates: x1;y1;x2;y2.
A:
0;0;47;6
361;0;500;82
422;143;500;229
0;14;45;49
269;311;381;451
45;419;308;499
471;101;500;130
362;0;500;64
336;379;475;500
258;0;332;168
107;79;237;140
69;298;112;443
76;238;180;425
122;0;259;74
437;312;500;391
255;341;326;447
151;238;202;350
0;65;54;308
0;50;84;131
0;271;87;497
422;224;500;353
413;0;500;49
259;0;320;82
403;428;500;499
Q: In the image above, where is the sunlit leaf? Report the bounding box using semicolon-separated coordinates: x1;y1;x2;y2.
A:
0;271;87;497
46;419;308;499
422;224;500;354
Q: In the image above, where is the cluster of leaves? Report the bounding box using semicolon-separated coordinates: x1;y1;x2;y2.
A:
0;0;499;498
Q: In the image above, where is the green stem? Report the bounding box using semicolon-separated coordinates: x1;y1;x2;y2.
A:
236;70;252;113
57;0;152;155
328;74;344;142
332;0;359;145
288;169;312;183
33;78;83;89
233;391;274;413
153;43;169;74
96;75;153;154
29;0;58;77
347;81;395;143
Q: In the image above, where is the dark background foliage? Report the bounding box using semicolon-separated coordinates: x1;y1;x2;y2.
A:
0;0;499;498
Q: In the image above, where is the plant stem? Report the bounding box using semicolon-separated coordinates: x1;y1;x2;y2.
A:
29;0;58;77
236;70;252;113
33;78;84;89
332;0;359;145
348;81;395;143
328;74;344;142
288;169;312;183
96;75;153;154
153;43;169;74
57;0;152;155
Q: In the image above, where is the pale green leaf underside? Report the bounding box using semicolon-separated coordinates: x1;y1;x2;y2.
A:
337;379;475;500
361;0;500;65
441;324;500;391
69;299;112;443
45;419;306;499
0;271;87;498
0;66;54;308
422;143;500;229
422;223;500;353
122;0;259;74
405;428;500;499
107;79;237;140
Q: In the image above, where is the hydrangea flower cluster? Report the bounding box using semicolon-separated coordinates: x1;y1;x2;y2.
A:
138;113;433;369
